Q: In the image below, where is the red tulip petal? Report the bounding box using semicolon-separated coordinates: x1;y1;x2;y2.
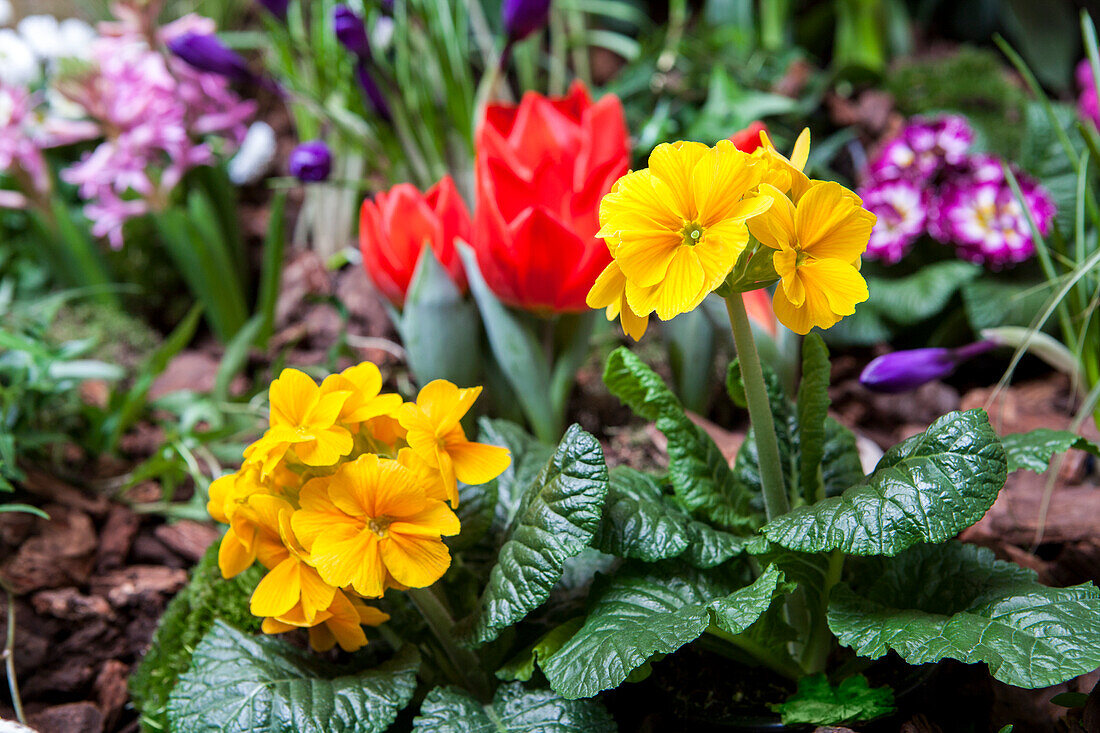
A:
575;93;629;192
504;207;587;311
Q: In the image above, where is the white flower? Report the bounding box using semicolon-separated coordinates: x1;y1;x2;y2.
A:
0;0;13;27
17;15;95;62
0;29;39;86
371;17;395;52
58;18;96;60
228;121;277;185
17;14;61;60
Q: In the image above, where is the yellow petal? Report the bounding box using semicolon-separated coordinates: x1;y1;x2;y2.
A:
648;141;710;219
262;617;296;635
250;558;301;618
447;440;511;487
218;529;255;578
653;246;705;321
618;297;649;341
695;221;749;291
312;525;386;598
746;185;795;250
798;258;869;317
794;182;875;260
790;128;810;171
613;229;683;287
293;425;353;466
379;533;452;589
269;368;320;428
586;261;626;310
691;143;761;225
389;501;462;538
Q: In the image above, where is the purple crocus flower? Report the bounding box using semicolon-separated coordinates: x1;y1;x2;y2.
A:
333;5;371;58
356;61;392;122
256;0;289;21
289;140;332;182
167;32;253;84
860;342;996;393
502;0;552;42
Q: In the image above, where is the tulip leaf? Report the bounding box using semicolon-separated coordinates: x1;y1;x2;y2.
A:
399;245;483;387
464;425;609;645
828;542;1100;688
167;622;419;733
797;333;831;504
540;564;788;699
604;347;760;532
999;428;1100;473
594;467;747;567
457;246;557;442
772;674;895;726
412;683;616;732
762;410;1007;556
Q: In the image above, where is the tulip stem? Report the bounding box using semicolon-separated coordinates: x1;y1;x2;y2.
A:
725;293;790;520
407;586;492;701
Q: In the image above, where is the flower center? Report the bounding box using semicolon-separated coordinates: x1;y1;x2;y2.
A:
369;516;394;537
795;251;809;268
680;222;705;246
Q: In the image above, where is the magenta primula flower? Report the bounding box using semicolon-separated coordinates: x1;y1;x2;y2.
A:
932;178;1054;268
860;178;927;264
869;115;973;182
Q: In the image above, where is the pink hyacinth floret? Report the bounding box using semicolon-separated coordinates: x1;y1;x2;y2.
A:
860;178;927;264
58;9;254;248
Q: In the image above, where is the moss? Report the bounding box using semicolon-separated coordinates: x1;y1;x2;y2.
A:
884;46;1027;159
49;302;161;369
129;542;264;732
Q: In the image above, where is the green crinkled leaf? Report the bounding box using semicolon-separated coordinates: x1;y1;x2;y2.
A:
1000;428;1100;473
821;418;865;498
594;467;746;568
167;622;419;733
797;333;831;504
829;542;1100;688
604;347;759;532
130;542;263;731
541;565;787;699
412;683;616;732
772;674;895;726
477;418;556;533
497;618;584;682
449;478;498;552
762;410;1007;556
465;424;609;645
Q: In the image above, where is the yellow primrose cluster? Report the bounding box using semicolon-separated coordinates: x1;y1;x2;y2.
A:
207;363;511;652
587;130;876;336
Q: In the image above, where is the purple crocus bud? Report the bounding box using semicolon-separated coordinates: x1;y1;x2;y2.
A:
288;140;333;182
860;341;996;393
256;0;289;21
356;61;392;122
333;5;371;58
502;0;552;42
167;32;253;84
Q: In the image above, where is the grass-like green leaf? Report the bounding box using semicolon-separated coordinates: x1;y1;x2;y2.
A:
762;410;1007;556
540;565;787;699
464;424;609;645
167;623;419;732
828;542;1100;689
412;683;616;732
1000;428;1100;473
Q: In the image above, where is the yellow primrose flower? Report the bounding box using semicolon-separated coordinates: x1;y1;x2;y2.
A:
218;494;295;579
755;128;812;200
595;140;772;321
291;454;461;598
396;380;511;506
244;368;354;476
249;510;336;624
261;590;389;653
320;362;403;427
747;181;875;335
586;260;649;341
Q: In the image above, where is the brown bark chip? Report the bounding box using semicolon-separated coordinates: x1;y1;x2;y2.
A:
1;506;97;594
96;506;140;572
153;520;218;563
28;702;104;733
94;660;130;731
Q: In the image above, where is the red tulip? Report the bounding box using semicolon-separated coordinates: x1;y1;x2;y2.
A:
473;80;630;313
359;175;470;306
730;121;768;153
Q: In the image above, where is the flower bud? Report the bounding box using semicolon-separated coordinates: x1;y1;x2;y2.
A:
333;4;371;58
502;0;551;42
167;32;253;84
256;0;289;21
355;60;392;122
859;341;994;393
288;140;333;182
